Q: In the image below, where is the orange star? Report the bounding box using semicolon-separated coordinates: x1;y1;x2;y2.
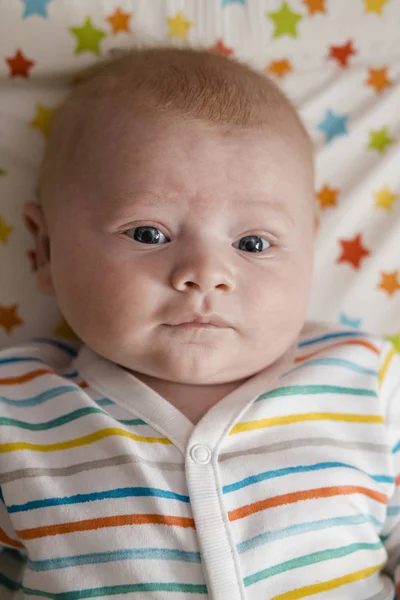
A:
209;39;234;56
302;0;326;15
0;304;24;333
337;233;370;269
6;49;35;77
328;40;357;68
266;59;293;78
365;67;392;94
316;184;339;209
378;271;400;297
105;7;132;34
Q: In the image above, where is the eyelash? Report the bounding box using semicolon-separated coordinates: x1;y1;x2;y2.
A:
121;224;275;253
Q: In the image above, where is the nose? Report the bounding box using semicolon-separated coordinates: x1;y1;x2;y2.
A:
170;246;235;294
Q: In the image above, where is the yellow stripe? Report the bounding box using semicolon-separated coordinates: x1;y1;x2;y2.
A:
0;427;172;454
232;412;383;434
271;563;383;600
379;345;396;388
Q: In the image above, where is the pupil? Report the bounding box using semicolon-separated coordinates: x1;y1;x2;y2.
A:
239;235;262;253
136;226;160;243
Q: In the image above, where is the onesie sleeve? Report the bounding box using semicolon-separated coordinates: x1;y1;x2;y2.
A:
0;487;27;599
378;341;400;586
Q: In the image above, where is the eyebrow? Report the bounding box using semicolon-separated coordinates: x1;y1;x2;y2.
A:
109;193;295;225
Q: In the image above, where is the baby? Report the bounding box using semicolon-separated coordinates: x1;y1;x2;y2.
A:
1;46;399;600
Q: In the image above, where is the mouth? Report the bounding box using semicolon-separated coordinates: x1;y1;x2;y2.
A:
169;314;232;328
174;322;226;329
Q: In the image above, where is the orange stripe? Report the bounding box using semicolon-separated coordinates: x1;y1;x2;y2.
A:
0;368;54;385
295;340;379;363
0;527;25;549
17;513;196;540
229;486;387;522
395;474;400;486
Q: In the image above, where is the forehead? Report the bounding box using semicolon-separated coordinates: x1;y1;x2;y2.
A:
69;112;312;202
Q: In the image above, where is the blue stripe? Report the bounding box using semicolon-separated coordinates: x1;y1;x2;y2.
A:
298;331;365;347
8;486;191;513
281;358;378;377
387;506;400;516
62;371;79;378
30;337;79;357
0;386;80;407
238;513;383;552
0;356;45;366
24;513;384;571
223;461;393;494
27;547;201;571
8;462;392;514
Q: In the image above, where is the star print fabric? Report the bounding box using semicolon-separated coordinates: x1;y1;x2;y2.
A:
0;0;399;349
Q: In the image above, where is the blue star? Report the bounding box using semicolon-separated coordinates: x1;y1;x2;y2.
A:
339;312;362;329
22;0;52;19
222;0;246;6
317;109;349;143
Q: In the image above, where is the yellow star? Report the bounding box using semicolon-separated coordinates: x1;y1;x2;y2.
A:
0;216;14;244
30;103;56;137
167;11;192;40
0;304;23;334
374;185;398;210
363;0;389;15
385;333;400;353
54;317;81;341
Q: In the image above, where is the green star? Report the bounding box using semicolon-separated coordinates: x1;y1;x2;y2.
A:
385;333;400;353
266;1;303;38
368;126;395;154
69;17;107;56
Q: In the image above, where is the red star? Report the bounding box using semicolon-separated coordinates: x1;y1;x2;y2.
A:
209;38;234;56
337;234;370;269
328;40;357;68
6;48;36;77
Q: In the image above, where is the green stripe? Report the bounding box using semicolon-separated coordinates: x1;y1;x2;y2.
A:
244;541;382;587
257;385;377;401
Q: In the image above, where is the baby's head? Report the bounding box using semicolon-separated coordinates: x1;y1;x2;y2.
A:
24;46;318;386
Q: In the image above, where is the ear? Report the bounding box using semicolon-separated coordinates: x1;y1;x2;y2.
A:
23;202;56;296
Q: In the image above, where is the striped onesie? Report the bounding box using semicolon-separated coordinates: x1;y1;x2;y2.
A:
1;320;400;600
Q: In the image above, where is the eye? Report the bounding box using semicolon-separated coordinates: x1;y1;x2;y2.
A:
124;226;168;245
232;235;271;253
123;226;272;253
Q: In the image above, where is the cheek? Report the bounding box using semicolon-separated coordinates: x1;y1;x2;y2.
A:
49;239;151;338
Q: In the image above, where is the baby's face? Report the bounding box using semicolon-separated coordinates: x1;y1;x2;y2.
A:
41;114;317;385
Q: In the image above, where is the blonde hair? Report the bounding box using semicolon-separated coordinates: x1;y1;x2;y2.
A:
39;45;316;214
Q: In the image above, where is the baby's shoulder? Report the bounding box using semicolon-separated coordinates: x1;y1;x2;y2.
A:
0;337;82;401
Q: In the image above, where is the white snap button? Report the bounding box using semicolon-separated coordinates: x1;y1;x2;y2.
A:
190;444;211;464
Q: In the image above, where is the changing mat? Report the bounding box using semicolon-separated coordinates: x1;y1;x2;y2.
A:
0;0;399;351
